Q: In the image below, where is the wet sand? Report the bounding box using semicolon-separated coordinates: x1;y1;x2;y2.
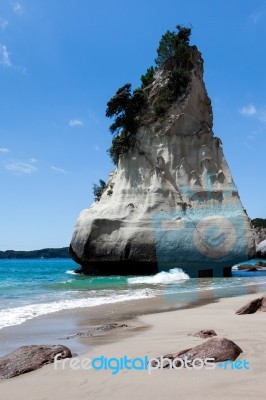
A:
1;289;266;399
0;281;262;357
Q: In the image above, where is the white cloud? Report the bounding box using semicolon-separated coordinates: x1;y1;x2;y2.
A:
51;166;67;174
239;104;257;116
0;43;26;73
0;44;12;67
30;158;37;163
4;161;38;175
11;1;23;14
69;119;83;127
0;18;9;30
240;104;266;124
249;11;263;24
94;145;100;151
0;147;9;153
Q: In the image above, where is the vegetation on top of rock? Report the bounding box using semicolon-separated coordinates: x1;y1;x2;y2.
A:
155;24;192;66
106;84;145;164
106;84;145;136
252;218;266;229
108;130;136;165
105;24;194;165
140;66;155;88
154;25;193;115
93;179;106;201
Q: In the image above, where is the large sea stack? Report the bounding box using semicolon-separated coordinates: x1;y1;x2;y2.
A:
70;27;255;277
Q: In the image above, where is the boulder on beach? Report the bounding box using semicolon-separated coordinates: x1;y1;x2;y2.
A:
0;345;72;379
152;337;242;368
189;329;217;338
236;296;266;315
256;239;266;258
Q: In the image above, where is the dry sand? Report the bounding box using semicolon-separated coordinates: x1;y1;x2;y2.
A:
1;292;266;400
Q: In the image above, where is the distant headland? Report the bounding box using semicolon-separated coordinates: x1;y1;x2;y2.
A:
0;248;70;259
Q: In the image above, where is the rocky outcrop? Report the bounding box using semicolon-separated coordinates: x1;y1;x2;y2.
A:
62;323;128;339
236;296;266;314
189;329;217;338
151;337;242;368
256;239;266;258
70;46;255;276
253;226;266;246
0;345;72;379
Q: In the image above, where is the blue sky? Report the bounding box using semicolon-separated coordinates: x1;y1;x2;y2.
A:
0;0;265;250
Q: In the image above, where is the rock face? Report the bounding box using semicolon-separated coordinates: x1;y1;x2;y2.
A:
152;337;242;368
253;226;266;247
70;47;255;276
256;239;266;258
0;345;72;379
236;296;266;314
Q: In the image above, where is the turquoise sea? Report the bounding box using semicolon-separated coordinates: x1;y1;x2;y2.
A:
1;258;266;331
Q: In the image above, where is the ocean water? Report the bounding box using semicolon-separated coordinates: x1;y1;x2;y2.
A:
0;258;266;331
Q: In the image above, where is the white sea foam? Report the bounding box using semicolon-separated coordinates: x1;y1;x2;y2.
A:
65;270;77;275
128;268;190;285
0;289;155;330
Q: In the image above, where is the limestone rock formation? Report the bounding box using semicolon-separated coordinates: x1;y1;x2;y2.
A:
70;45;255;276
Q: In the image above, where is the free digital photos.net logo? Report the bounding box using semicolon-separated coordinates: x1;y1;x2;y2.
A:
53;354;250;374
152;173;250;302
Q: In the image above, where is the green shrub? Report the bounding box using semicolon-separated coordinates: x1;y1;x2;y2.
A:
162;68;191;101
106;84;145;136
141;66;155;88
108;130;136;165
252;218;266;229
155;25;192;67
153;25;193;113
106;84;145;164
154;104;167;117
92;179;106;201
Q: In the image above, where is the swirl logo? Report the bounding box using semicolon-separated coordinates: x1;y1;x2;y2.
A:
193;216;237;259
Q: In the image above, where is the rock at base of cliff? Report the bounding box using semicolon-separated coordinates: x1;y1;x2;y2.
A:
0;345;72;379
256;239;266;258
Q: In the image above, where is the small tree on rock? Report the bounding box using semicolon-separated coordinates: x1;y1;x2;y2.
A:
93;179;106;201
155;25;192;67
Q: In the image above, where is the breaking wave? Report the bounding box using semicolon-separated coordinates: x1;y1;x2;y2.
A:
0;288;155;330
128;268;190;285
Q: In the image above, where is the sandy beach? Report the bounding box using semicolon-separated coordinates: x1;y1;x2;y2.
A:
1;291;266;400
